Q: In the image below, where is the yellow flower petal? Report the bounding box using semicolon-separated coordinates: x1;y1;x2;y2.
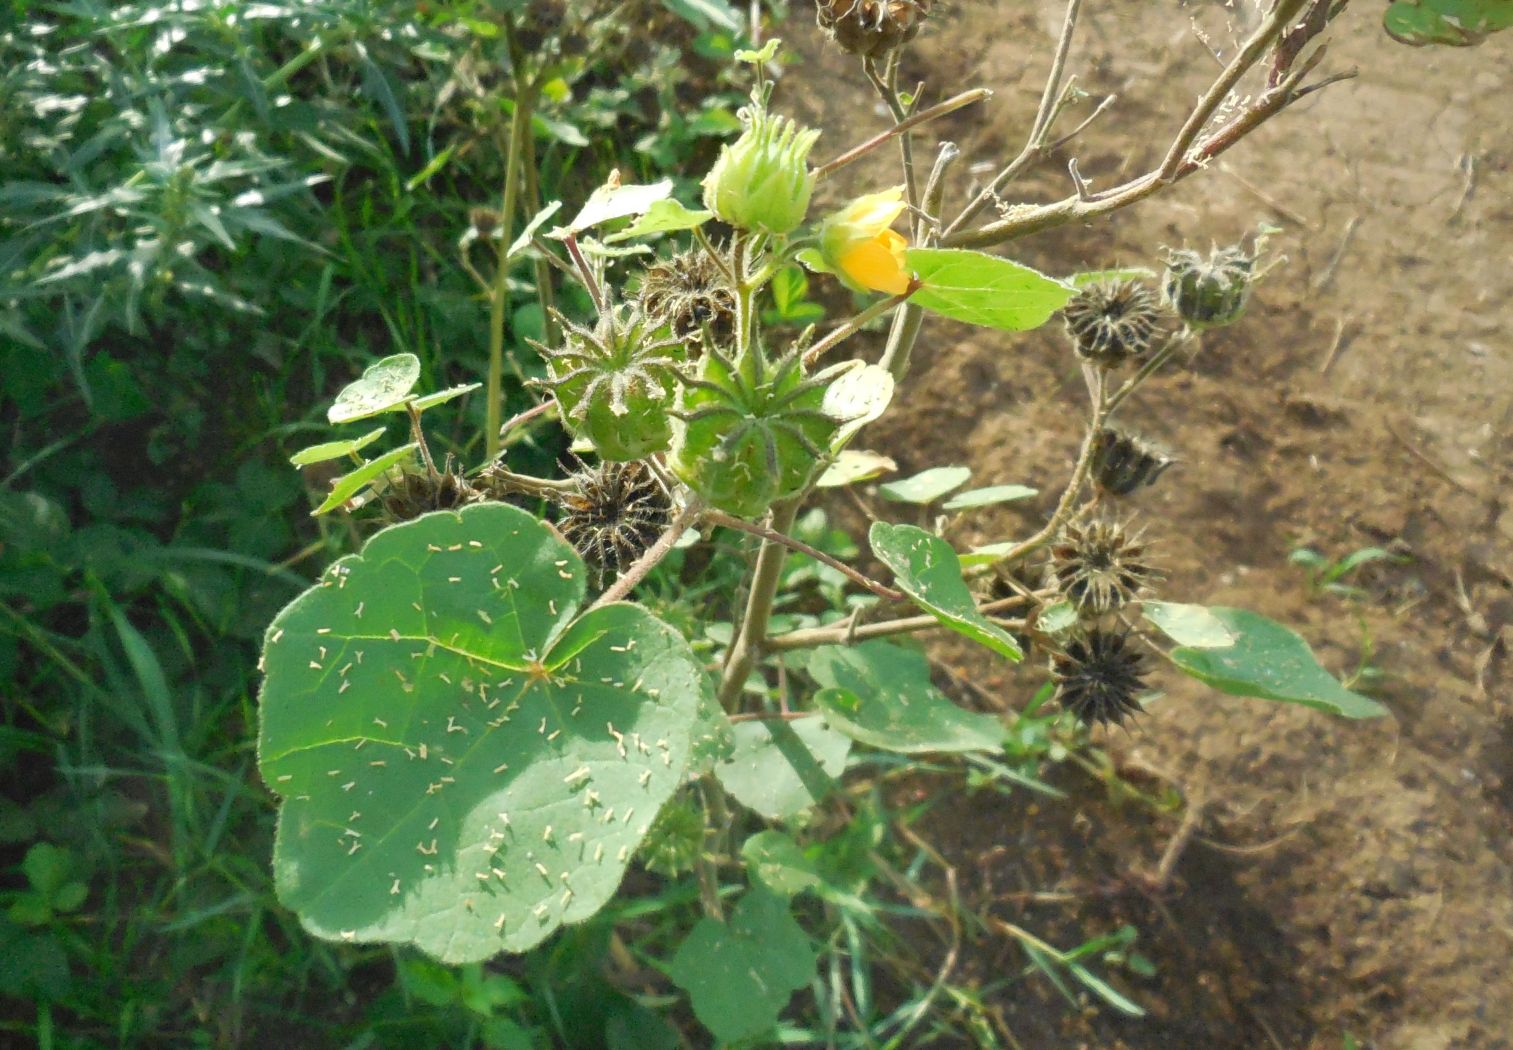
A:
839;229;911;295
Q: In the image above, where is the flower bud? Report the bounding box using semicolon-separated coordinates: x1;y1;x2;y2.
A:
701;107;820;236
1162;245;1254;330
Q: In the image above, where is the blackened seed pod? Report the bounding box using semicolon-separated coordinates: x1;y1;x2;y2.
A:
816;0;933;58
1061;279;1163;368
1052;628;1148;728
553;460;672;588
1049;518;1159;616
1090;427;1176;497
1162;245;1254;329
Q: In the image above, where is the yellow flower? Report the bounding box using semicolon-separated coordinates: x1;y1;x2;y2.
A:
816;187;912;295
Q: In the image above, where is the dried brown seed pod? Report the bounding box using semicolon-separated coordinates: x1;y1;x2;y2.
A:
554;459;672;587
637;249;737;348
1090;427;1176;497
1061;279;1163;368
815;0;932;58
379;464;477;523
1049;518;1159;616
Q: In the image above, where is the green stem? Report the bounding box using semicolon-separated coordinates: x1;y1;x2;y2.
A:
717;499;799;710
520;119;559;349
485;78;539;462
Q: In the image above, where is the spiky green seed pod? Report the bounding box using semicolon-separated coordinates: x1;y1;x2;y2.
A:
531;306;685;462
1162;245;1254;329
1062;279;1163;368
637;797;705;877
669;342;842;519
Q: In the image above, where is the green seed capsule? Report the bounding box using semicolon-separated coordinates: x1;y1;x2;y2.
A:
1162;246;1254;330
670;342;842;519
532;306;685;462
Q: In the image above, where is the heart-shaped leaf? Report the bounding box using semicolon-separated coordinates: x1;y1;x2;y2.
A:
1167;607;1388;718
604;198;713;242
409;383;482;413
870;522;1022;661
906;248;1074;332
742;831;820;896
715;717;851;821
817;450;897;488
259;503;707;962
556;179;674;237
328;353;422;424
669;888;816;1045
806;642;1005;753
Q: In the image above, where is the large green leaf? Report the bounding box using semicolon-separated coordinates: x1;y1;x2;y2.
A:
258;503;707;962
906;248;1074;331
714;717;851;821
806;642;1005;753
327;353;421;424
1384;0;1513;44
1167;607;1388;719
869;522;1022;661
668;888;816;1045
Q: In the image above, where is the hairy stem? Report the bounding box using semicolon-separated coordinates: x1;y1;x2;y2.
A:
590;497;705;609
802;281;919;369
765;594;1042;652
994;367;1107;566
812;89;990;182
703;509;904;601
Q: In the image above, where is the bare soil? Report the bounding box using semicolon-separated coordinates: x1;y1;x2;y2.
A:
793;2;1513;1046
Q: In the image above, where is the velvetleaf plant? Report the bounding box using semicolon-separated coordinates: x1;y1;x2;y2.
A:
263;5;1392;1040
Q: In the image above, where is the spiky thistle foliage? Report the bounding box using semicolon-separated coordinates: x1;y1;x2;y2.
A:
379;462;476;523
1049;518;1159;615
1089;427;1176;497
553;460;672;587
669;339;843;519
1062;279;1164;367
1052;629;1148;728
637;249;737;347
531;305;685;461
816;0;933;57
